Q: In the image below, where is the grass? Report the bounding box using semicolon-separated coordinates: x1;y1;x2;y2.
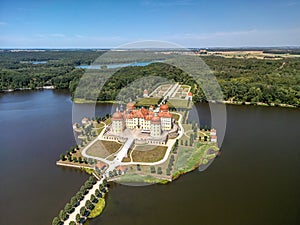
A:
180;85;190;89
73;98;117;104
103;118;112;126
88;198;105;218
173;144;218;178
131;145;167;162
82;167;94;175
171;113;180;122
167;99;192;109
136;98;161;107
114;173;168;184
86;140;122;158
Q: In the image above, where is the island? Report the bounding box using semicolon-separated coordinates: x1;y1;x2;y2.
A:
53;83;219;225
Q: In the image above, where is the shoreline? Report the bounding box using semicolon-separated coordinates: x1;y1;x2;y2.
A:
1;88;297;108
73;97;298;109
0;86;55;93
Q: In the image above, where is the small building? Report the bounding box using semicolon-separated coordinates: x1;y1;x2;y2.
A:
81;117;89;125
143;89;149;97
210;128;216;136
96;161;107;171
116;166;128;175
72;123;79;130
187;92;193;101
211;135;217;143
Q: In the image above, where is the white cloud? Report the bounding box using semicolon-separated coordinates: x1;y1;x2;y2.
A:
163;28;300;47
50;33;66;38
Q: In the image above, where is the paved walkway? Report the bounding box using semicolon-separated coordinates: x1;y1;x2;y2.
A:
115;137;134;162
64;178;105;224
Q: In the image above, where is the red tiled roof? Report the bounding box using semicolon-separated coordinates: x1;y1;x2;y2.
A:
126;102;135;110
158;111;173;118
151;116;161;124
116;166;127;172
160;104;168;112
96;162;106;169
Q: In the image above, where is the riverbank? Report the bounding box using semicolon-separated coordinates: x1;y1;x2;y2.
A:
0;86;55;93
0;88;297;108
215;100;298;108
73;97;298;108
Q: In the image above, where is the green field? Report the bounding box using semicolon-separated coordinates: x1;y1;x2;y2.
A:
173;144;218;178
167;99;193;109
135;98;161;106
114;173;168;184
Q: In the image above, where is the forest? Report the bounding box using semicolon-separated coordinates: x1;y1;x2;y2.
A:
0;50;299;107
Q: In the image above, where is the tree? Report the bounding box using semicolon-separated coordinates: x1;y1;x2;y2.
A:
52;217;61;225
150;166;156;173
59;209;68;221
85;200;93;210
71;196;78;207
64;203;72;214
95;189;101;197
80;206;86;216
59;154;65;161
90;194;96;202
76;214;81;223
157;167;162;175
69;221;76;225
103;179;107;186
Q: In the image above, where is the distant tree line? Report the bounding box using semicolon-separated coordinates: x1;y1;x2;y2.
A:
0;51;299;107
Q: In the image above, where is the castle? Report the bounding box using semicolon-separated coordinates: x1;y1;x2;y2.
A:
111;102;173;137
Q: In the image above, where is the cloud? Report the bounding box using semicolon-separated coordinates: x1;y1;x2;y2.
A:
163;28;300;47
50;33;66;38
286;2;299;6
167;29;258;41
0;22;8;26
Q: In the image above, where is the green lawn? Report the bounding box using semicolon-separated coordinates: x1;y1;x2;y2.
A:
88;198;105;218
167;99;193;109
171;113;180;122
136;98;161;106
114;173;168;184
173;144;218;177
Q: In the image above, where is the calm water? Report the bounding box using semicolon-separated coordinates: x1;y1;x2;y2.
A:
0;90;299;225
76;60;163;69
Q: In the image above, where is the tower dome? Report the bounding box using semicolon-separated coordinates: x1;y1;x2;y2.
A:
160;104;168;112
112;111;123;120
151;116;161;124
126;102;135;110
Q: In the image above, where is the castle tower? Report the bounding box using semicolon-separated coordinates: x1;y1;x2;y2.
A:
150;113;161;137
112;108;125;134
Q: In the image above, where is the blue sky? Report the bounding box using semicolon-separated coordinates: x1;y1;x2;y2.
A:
0;0;300;48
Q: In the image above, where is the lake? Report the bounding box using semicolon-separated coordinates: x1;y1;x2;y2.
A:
76;60;163;69
0;90;299;225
